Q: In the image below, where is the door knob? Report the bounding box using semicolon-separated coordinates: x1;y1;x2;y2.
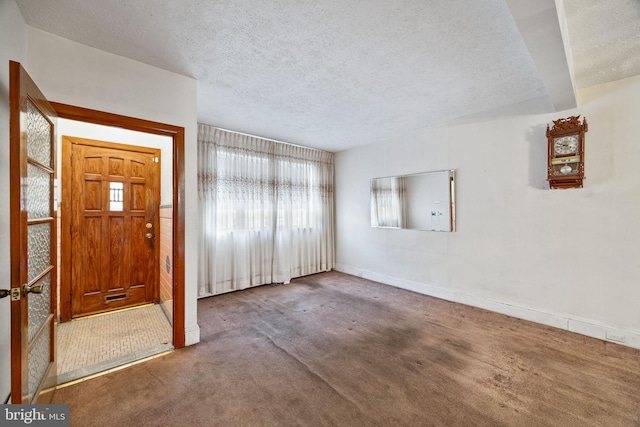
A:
24;283;43;296
0;289;9;299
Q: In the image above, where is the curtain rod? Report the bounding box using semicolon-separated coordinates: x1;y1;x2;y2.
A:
207;125;330;153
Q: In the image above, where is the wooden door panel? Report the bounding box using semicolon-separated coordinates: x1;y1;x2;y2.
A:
131;183;146;210
84;156;103;174
69;140;159;317
131;216;150;287
108;157;125;177
108;216;125;290
84;217;102;293
84;180;102;210
131;160;145;178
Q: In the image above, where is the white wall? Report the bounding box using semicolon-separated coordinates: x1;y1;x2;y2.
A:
0;0;29;403
27;28;200;346
335;74;640;349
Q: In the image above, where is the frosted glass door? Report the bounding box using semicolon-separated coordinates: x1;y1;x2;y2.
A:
25;99;56;402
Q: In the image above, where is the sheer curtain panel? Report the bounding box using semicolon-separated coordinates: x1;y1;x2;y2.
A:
198;125;335;297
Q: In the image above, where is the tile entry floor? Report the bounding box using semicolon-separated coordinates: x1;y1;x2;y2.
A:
57;304;173;384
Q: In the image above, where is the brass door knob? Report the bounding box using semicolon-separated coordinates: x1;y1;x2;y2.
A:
24;283;43;296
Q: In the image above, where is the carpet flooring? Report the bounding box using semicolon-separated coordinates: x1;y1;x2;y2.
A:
51;271;640;426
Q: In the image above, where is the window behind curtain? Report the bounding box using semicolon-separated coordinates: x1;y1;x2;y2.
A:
198;125;335;296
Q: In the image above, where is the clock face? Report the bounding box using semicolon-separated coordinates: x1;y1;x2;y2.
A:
554;135;579;155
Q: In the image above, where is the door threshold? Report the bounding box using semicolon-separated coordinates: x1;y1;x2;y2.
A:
55;343;174;387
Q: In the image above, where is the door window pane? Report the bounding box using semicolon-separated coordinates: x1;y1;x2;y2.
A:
27;222;51;283
28;274;51;343
27;329;50;402
26;100;52;167
110;182;124;211
27;163;51;219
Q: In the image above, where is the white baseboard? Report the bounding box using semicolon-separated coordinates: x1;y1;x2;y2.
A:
334;264;640;351
185;324;201;346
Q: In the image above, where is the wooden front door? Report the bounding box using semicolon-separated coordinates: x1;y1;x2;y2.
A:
67;137;160;317
9;61;57;403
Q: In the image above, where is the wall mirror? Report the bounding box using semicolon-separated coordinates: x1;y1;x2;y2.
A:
370;169;455;231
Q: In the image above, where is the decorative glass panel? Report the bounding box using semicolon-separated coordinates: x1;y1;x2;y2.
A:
110;182;124;211
28;328;50;402
27;222;51;283
27;163;51;219
26;100;52;168
27;274;51;343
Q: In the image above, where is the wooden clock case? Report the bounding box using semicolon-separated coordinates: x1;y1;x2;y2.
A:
546;115;588;189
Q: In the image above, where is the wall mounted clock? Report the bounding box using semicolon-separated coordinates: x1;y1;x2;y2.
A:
546;115;588;189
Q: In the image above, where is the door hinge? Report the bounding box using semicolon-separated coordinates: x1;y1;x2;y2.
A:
70;155;74;167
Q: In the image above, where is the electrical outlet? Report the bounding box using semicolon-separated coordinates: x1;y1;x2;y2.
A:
605;331;626;343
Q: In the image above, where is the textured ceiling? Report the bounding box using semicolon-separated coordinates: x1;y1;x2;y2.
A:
563;0;640;89
14;0;640;152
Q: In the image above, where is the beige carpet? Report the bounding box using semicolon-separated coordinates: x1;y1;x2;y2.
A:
52;272;640;426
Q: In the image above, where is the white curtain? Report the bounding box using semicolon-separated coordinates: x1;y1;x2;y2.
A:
198;125;335;296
